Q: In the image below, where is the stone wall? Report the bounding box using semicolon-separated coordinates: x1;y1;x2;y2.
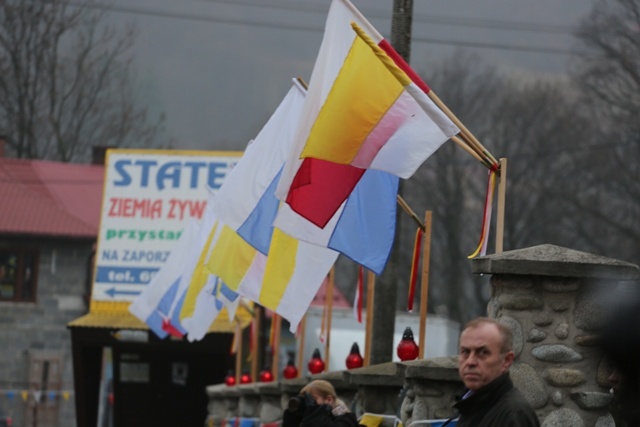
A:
0;238;92;427
205;245;640;427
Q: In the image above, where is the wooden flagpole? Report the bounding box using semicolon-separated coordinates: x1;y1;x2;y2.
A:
364;270;375;366
495;158;507;253
251;307;260;381
296;315;306;378
235;324;242;384
427;91;498;168
271;313;282;380
451;135;485;166
324;268;335;372
397;195;425;231
418;211;433;359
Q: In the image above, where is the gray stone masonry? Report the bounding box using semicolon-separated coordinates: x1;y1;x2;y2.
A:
397;357;461;425
343;361;404;425
205;245;640;427
0;240;92;427
472;244;639;427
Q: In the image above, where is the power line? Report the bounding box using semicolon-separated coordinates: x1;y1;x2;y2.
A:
203;0;577;35
64;1;326;32
412;36;577;55
64;0;580;55
412;12;575;35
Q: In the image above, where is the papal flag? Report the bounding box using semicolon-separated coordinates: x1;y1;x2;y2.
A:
275;0;459;229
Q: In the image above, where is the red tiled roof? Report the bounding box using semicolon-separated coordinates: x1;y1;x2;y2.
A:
0;158;104;238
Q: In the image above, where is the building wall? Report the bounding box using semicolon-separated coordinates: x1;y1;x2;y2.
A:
0;237;93;427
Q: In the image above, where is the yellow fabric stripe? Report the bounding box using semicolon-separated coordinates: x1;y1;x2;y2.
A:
259;228;298;310
300;33;404;164
205;225;256;291
180;220;219;320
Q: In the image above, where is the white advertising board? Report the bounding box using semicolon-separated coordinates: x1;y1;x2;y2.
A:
91;149;241;302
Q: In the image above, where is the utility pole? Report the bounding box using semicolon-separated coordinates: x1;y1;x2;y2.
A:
370;0;414;365
391;0;413;62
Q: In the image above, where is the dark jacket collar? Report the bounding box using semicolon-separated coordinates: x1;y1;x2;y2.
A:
454;372;513;414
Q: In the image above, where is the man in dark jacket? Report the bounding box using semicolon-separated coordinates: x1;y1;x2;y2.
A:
453;317;539;427
599;294;640;426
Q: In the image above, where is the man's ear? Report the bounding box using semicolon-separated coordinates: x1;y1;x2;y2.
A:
503;351;515;371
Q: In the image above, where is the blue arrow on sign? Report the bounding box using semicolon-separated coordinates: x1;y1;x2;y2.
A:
105;287;141;298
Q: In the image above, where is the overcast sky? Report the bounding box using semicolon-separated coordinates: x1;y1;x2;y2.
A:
98;0;596;151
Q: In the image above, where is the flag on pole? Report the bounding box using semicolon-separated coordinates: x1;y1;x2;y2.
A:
207;80;338;332
163;191;219;336
216;79;397;275
183;280;240;342
275;0;459;229
181;276;223;342
199;217;269;310
259;227;338;332
177;217;221;328
273;168;398;275
128;219;200;338
212;80;307;255
300;23;456;177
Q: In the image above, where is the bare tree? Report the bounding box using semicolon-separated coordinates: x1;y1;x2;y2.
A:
399;52;503;324
402;52;602;326
0;0;165;162
573;0;640;128
569;0;640;262
339;0;640;326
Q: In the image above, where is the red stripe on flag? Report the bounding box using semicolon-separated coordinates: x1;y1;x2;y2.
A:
377;39;431;94
161;318;184;338
286;158;365;228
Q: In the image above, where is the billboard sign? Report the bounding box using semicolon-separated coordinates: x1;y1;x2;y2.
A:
91;149;241;303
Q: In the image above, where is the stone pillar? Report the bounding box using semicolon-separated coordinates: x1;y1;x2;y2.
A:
397;357;461;426
204;384;239;426
254;382;283;424
343;361;404;425
237;383;261;419
473;244;640;427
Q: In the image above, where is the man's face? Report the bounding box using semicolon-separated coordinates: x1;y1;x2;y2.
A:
458;322;514;391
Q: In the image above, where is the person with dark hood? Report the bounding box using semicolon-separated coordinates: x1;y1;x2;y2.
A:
282;379;360;427
451;317;539;427
600;293;640;426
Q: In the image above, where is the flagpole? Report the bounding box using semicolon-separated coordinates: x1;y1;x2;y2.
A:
235;323;242;384
324;268;335;372
451;135;493;170
296;315;306;378
364;270;375;366
271;313;282;380
251;307;260;381
418;211;432;359
397;195;425;231
495;158;507;253
427;91;498;167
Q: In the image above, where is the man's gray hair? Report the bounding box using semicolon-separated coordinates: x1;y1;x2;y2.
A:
462;317;513;354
